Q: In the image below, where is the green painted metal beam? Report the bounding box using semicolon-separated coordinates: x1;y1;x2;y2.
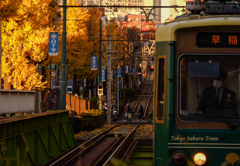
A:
0;111;76;166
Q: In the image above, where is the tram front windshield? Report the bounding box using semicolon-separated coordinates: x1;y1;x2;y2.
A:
178;55;240;122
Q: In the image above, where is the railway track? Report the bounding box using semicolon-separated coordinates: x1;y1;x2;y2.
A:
44;125;118;166
44;124;152;166
143;89;153;121
129;71;153;121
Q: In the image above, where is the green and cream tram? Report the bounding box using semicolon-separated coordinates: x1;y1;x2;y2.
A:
154;2;240;165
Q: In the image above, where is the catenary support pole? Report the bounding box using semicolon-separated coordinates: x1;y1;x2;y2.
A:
123;48;125;106
107;36;111;124
135;52;138;88
115;34;119;114
60;0;67;110
98;20;103;110
0;0;2;89
99;20;102;84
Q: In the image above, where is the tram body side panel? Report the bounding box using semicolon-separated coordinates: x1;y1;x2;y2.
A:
154;41;173;166
170;129;240;165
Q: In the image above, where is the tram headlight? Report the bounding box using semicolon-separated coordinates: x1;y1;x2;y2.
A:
193;152;207;166
174;152;186;165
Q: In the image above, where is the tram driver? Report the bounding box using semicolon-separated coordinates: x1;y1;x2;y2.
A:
197;70;238;118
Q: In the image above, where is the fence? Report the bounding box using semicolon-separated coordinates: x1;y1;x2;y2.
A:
0;88;99;118
39;89;97;115
0;90;40;116
66;93;92;116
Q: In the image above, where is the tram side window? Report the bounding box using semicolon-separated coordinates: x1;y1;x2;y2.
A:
157;58;165;120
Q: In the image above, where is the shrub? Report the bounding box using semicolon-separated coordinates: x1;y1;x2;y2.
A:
80;109;105;131
89;96;98;104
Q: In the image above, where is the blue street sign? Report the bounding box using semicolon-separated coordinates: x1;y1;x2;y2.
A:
91;55;97;70
132;67;135;74
111;70;113;80
102;69;106;82
48;32;59;56
126;65;129;73
118;68;122;77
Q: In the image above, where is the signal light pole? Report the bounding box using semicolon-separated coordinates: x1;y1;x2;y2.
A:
98;20;103;111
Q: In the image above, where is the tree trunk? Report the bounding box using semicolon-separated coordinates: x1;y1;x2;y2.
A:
3;75;11;89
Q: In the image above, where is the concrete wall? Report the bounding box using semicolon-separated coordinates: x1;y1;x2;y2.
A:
0;90;38;116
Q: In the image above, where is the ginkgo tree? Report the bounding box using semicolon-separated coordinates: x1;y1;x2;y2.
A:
66;1;104;95
0;0;22;20
65;0;91;94
1;0;104;92
1;0;60;90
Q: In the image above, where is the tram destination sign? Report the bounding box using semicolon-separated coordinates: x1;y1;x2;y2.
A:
197;32;240;48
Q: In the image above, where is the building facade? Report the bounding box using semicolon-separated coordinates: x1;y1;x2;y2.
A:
78;0;153;20
122;14;157;40
167;0;186;21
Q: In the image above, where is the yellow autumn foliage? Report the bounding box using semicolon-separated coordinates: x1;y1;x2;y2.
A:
1;0;103;89
82;109;104;116
0;0;21;20
74;124;116;140
2;0;59;90
65;0;94;80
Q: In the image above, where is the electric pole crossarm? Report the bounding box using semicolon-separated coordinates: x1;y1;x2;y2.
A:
60;5;186;8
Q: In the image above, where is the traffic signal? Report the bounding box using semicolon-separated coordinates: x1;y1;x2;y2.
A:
98;85;103;96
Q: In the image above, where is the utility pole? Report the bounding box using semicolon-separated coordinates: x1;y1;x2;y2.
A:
0;0;2;89
135;51;138;88
123;48;126;106
98;20;103;110
99;20;102;84
115;34;119;114
60;0;67;110
107;36;111;124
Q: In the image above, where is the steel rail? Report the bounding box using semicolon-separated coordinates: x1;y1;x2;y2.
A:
61;135;106;166
47;125;120;166
102;124;141;166
132;71;151;113
143;88;153;118
90;136;124;166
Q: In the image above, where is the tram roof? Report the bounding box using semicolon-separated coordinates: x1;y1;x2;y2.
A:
156;15;240;42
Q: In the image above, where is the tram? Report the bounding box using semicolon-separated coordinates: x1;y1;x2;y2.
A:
154;0;240;165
